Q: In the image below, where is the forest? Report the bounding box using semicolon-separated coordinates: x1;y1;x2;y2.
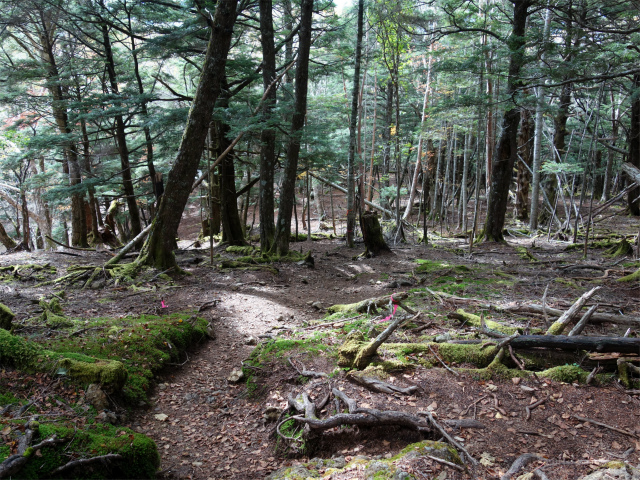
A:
1;0;640;479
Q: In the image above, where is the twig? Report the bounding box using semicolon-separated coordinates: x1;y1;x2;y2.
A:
166;352;190;366
45;235;98;251
542;283;550;327
426;454;465;471
428;345;459;376
586;366;602;385
287;357;328;378
419;411;478;465
525;397;547;421
573;415;639;438
508;345;525;370
301;314;364;330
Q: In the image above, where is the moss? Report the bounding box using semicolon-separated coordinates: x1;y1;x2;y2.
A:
16;423;159;479
226;245;257;255
516;246;538;262
0;302;14;330
57;358;128;392
618;268;640;283
603;239;633;258
554;277;579;289
337;332;366;367
538;364;589;383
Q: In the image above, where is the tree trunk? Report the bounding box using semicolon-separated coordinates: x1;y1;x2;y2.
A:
628;73;640;215
101;22;142;240
482;0;531;241
359;211;390;256
273;0;313;256
346;0;365;248
0;222;17;250
516;107;533;221
140;0;238;270
216;91;246;246
258;0;277;251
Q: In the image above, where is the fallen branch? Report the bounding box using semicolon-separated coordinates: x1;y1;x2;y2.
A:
351;312;421;369
568;304;598;336
426;454;465;471
428;345;459;376
327;292;409;315
573;415;639;438
420;410;478;465
347;372;419;395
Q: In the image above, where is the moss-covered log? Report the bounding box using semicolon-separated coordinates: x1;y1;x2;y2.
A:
327;292;408;315
0;303;14;330
0;329;127;392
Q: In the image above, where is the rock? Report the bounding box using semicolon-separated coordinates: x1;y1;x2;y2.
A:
520;385;536;392
96;410;118;424
85;384;109;411
245;336;257;346
301;277;309;284
276;314;285;322
154;413;169;422
311;302;323;310
435;332;452;343
206;323;215;339
0;303;15;330
263;406;281;422
228;368;244;383
579;465;640;480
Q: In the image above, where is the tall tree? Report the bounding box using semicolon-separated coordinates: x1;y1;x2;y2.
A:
482;0;532;241
272;0;314;256
258;0;277;252
346;0;365;248
139;0;239;270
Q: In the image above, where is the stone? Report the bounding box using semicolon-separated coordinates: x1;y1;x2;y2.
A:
311;302;323;310
96;410;117;424
85;384;109;411
228;368;244;383
263;406;281;422
245;336;257;346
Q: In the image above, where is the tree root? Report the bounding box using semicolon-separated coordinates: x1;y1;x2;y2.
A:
346;371;419;395
0;435;63;479
500;453;544;480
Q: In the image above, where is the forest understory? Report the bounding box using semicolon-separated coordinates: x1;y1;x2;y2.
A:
1;201;640;480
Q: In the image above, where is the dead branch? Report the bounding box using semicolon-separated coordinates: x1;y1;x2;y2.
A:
351;312;421;369
419;410;478;465
428;345;459;376
568;304;598;336
346;372;419;395
500;453;544;480
546;287;601;335
443;419;486;430
573;415;639;438
426;454;465;471
49;454;124;477
327;292;409;315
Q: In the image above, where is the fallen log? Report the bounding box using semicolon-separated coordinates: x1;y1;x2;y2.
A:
327;292;409;315
503;335;640;354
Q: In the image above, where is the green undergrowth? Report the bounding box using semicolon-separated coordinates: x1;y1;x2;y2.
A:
17;312;209;405
412;260;514;297
0;421;159;479
0;264;57;283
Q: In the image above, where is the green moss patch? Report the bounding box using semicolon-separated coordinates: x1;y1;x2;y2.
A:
0;422;159;479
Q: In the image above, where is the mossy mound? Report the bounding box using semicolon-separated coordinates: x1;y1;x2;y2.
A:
0;328;128;392
0;421;159;479
603;238;633;258
0;302;14;330
267;440;461;479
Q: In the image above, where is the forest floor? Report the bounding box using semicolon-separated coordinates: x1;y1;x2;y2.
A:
1;204;640;479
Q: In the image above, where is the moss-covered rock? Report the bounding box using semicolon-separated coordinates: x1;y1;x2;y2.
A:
0;302;14;330
267;441;461;479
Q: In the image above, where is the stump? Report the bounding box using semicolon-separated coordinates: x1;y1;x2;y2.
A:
0;303;14;330
359;211;390;256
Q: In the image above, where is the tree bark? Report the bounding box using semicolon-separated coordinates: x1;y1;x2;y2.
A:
359;211;390;256
0;222;17;250
258;0;277;252
628;73;640;215
140;0;238;270
516;107;533;221
346;0;365;248
273;0;313;256
482;0;531;241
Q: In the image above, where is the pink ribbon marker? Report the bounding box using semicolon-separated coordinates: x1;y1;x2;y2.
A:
161;299;167;309
378;296;398;323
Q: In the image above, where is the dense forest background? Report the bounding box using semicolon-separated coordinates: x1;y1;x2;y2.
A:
0;0;638;258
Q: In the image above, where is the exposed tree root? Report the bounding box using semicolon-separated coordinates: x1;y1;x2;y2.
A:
346;371;419;395
0;434;63;479
500;453;544;480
